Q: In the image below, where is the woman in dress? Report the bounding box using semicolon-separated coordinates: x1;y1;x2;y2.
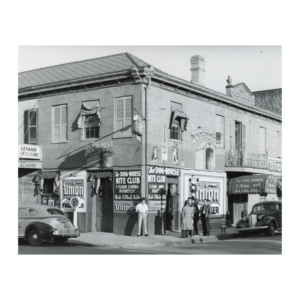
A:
181;198;194;238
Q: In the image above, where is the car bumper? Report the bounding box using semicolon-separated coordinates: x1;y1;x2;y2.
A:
237;226;268;232
53;230;80;238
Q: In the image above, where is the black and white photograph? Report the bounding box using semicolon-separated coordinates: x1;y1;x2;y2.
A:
18;45;282;255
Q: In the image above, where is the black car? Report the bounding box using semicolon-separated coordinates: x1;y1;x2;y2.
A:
236;200;282;237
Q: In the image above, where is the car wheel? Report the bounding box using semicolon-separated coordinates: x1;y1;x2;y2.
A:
28;229;43;247
268;222;275;237
54;238;69;245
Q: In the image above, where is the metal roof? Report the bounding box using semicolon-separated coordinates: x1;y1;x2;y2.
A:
18;53;151;90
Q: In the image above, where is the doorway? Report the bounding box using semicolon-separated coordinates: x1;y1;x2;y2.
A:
166;182;179;232
228;194;248;225
96;178;113;232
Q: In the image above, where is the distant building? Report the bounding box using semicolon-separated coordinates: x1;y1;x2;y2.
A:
18;53;282;235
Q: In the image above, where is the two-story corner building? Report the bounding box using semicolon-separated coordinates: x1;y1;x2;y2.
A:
18;52;282;236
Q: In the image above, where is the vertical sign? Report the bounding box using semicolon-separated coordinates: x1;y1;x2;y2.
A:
114;170;141;213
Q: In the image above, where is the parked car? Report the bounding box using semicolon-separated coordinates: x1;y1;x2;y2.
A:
18;204;80;246
236;200;282;237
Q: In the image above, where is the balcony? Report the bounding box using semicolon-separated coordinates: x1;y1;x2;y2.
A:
225;150;268;169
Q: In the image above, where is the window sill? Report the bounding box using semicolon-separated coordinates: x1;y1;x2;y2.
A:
80;139;100;142
112;136;134;139
169;139;183;143
51;141;68;144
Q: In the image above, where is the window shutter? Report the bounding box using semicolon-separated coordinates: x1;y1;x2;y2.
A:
24;110;29;144
61;106;67;140
242;124;246;151
230;120;235;150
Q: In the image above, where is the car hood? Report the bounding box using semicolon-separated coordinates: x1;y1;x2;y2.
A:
250;210;273;216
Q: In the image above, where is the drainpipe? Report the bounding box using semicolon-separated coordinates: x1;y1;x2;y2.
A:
144;66;154;205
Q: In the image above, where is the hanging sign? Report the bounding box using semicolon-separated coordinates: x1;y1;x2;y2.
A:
19;144;42;160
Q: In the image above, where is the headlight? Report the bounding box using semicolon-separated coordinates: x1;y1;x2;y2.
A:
257;215;264;220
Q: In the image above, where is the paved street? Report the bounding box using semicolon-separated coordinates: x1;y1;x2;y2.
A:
19;234;281;255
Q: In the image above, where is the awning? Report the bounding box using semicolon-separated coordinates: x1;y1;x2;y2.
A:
87;171;112;179
77;100;100;128
169;109;189;132
228;174;277;195
277;179;282;191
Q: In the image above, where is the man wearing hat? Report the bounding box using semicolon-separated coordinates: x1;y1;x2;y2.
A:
136;197;149;237
200;199;211;236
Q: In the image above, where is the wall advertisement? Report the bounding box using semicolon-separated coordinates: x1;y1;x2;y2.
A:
114;170;142;213
61;179;86;212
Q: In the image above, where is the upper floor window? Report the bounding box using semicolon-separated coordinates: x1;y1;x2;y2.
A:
170;101;182;141
216;115;224;147
85;115;100;139
52;105;67;142
24;109;37;145
114;96;132;138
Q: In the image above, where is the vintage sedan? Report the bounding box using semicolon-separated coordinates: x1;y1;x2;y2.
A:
236;200;282;237
18;204;80;246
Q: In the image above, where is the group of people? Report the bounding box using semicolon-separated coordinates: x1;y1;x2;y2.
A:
135;197;211;238
181;197;211;238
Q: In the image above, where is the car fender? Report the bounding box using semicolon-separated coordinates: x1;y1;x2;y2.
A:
262;216;278;230
25;222;54;238
236;219;248;229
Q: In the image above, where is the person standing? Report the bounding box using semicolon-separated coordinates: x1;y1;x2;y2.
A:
182;198;194;238
193;200;201;235
201;199;211;236
136;197;149;237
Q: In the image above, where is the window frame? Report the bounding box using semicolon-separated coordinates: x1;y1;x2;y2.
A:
52;104;68;143
24;109;38;145
170;101;182;141
82;115;100;140
216;115;225;148
114;96;133;138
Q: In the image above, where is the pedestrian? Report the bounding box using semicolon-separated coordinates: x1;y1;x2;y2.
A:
200;199;211;236
181;197;194;238
136;197;149;237
180;200;188;238
193;199;200;235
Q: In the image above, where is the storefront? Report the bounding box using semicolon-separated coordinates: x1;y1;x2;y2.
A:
18;144;43;204
227;174;278;225
181;169;227;230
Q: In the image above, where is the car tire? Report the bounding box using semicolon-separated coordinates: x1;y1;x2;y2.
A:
28;229;43;247
54;238;69;245
268;222;275;237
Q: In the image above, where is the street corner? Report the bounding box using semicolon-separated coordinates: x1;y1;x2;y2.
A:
191;235;218;243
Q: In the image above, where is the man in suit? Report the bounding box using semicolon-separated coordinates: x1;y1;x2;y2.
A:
193;199;201;235
200;199;211;236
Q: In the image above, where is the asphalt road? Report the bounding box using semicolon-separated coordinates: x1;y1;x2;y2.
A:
18;234;282;255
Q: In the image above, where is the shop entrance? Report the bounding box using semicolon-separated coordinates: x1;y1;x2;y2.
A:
166;181;179;232
96;178;113;232
228;194;248;225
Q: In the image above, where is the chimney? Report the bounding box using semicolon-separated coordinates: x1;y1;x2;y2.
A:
226;76;233;96
190;55;206;86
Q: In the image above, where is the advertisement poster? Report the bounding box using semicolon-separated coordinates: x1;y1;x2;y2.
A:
114;170;141;213
62;179;86;212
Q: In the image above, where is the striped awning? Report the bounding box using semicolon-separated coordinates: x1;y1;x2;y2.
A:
228;174;277;195
87;171;112;180
41;171;59;179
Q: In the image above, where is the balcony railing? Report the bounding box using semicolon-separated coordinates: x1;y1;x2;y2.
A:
225;150;269;169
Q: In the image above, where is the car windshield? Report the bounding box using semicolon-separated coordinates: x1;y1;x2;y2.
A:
47;208;65;216
252;203;276;213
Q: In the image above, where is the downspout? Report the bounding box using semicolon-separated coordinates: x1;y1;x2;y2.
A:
144;66;154;205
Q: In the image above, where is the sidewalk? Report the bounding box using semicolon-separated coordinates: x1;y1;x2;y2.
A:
67;227;239;248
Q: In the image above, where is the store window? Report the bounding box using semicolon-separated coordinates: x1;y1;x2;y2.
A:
52;105;67;142
114;96;132;138
24;109;37;145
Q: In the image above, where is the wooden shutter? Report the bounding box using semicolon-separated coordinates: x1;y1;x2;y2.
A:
230;120;235;150
24;110;29;144
61;105;67;140
242;124;246;151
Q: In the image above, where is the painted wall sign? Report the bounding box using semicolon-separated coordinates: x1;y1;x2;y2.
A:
162;124;168;164
62;179;85;212
150;146;159;165
19;144;42;160
149;200;166;211
18;161;42;169
85;140;114;157
148;175;166;200
114;200;139;212
148;166;180;176
18;171;38;204
191;129;216;145
114;170;141;201
195;181;220;205
172;143;179;166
